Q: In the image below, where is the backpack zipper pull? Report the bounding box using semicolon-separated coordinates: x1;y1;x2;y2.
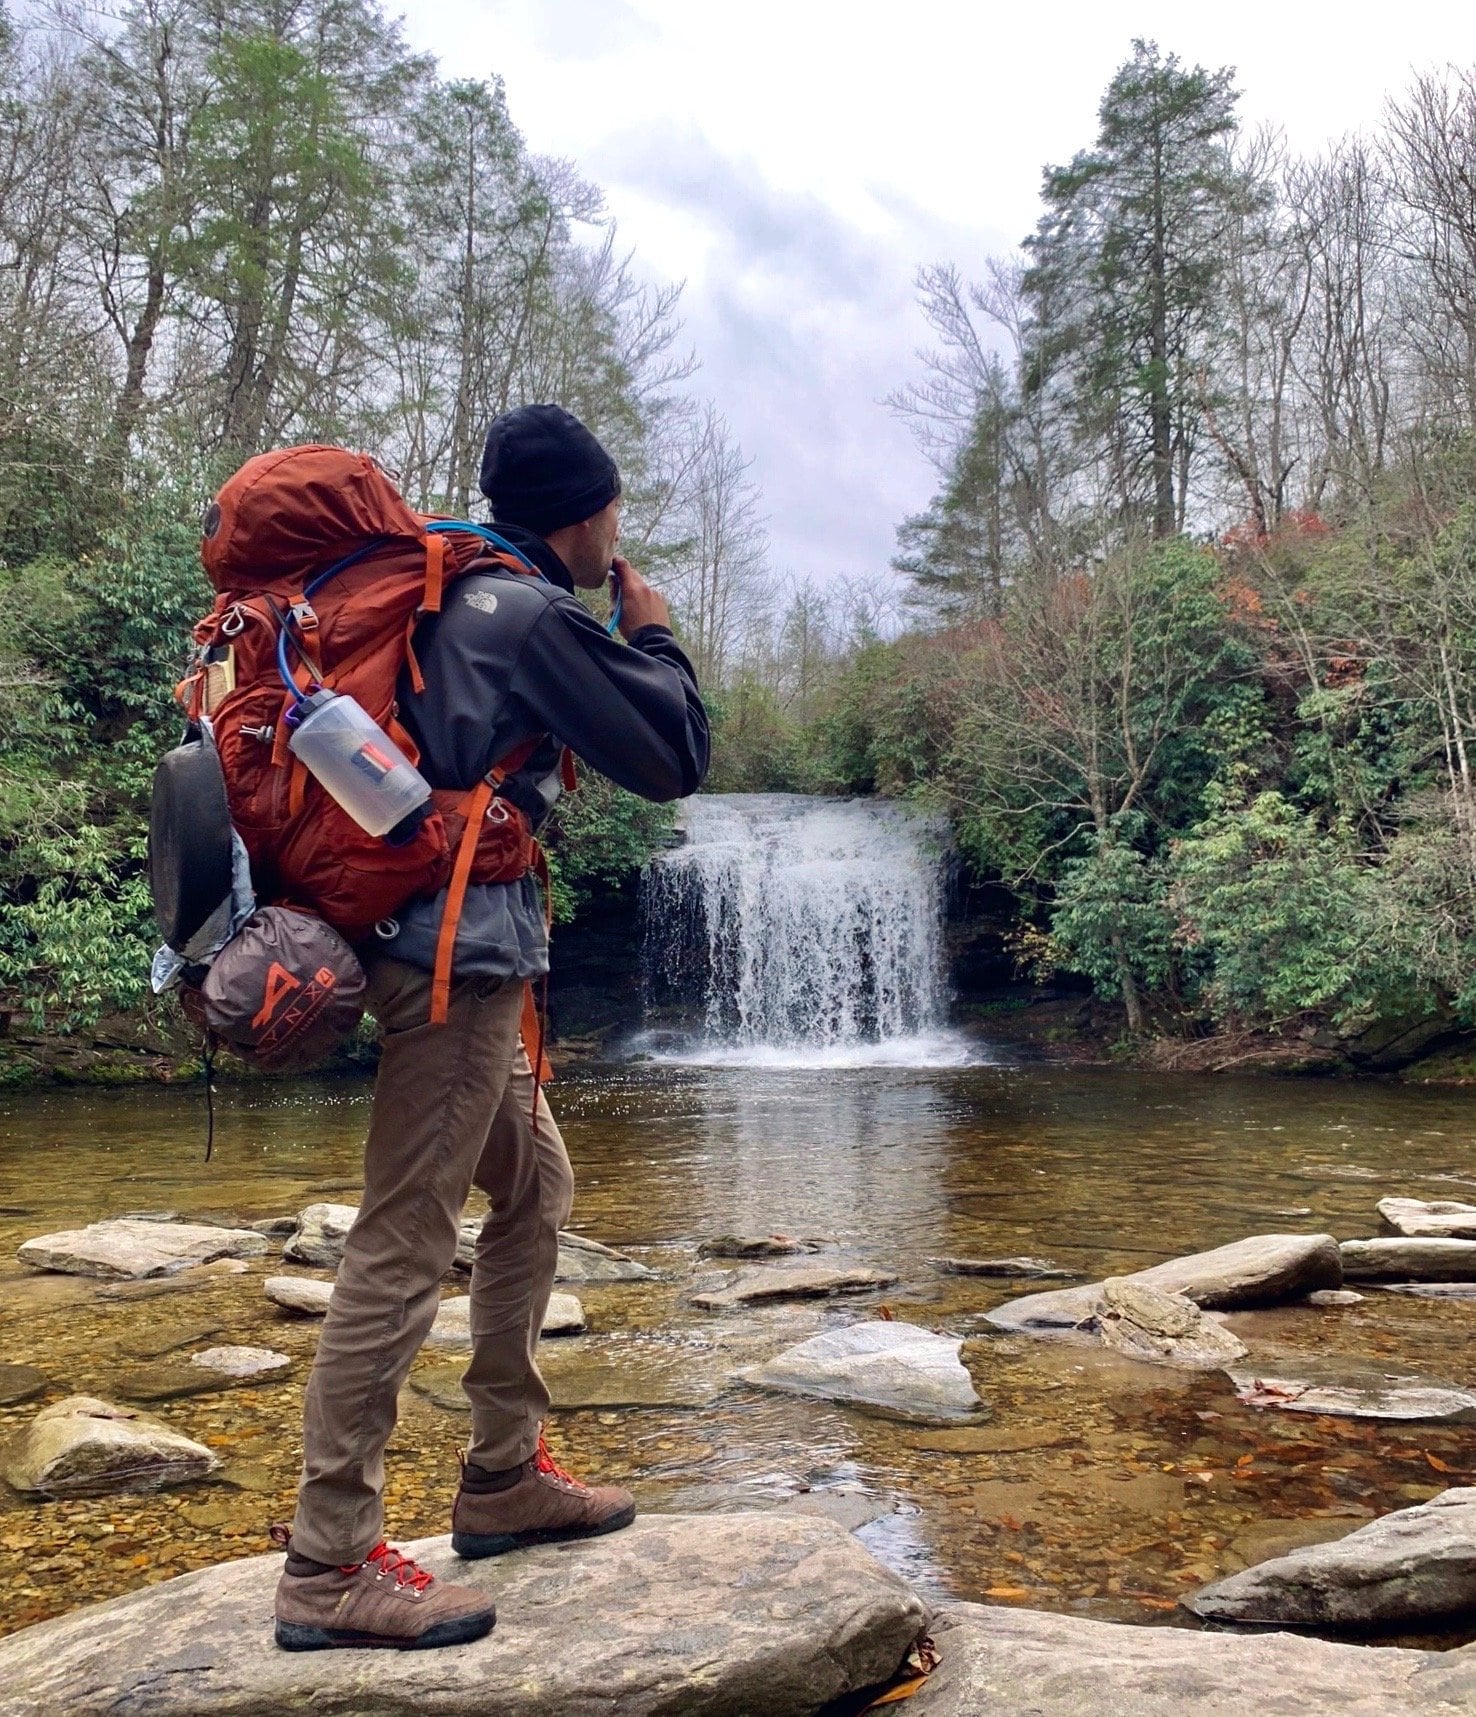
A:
240;723;276;743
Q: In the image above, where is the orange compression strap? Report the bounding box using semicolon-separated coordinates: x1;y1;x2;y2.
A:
430;779;493;1026
520;979;553;1087
423;531;447;615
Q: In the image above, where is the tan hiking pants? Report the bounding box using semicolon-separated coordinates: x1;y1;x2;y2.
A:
290;957;574;1565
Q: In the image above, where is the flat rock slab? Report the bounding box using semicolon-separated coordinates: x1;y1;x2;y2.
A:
118;1317;227;1360
0;1366;48;1407
189;1346;291;1382
1229;1362;1476;1423
1341;1237;1476;1281
453;1222;653;1282
1378;1197;1476;1239
1188;1487;1476;1625
264;1275;334;1315
930;1256;1076;1279
698;1234;826;1258
738;1320;985;1422
17;1219;267;1281
1;1396;219;1498
424;1293;586;1345
987;1233;1342;1338
1375;1281;1476;1299
0;1515;928;1717
910;1600;1476;1716
692;1259;899;1310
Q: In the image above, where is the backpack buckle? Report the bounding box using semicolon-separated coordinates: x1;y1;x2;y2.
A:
289;598;319;633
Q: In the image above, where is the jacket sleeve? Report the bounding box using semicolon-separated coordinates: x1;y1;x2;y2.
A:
509;597;710;801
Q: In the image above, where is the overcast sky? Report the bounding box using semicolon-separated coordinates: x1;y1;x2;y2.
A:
399;0;1476;586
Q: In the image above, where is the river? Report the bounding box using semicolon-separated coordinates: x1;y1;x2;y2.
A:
3;1059;1475;1643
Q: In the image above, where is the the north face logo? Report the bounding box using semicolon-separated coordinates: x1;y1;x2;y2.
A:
252;961;301;1029
462;588;498;616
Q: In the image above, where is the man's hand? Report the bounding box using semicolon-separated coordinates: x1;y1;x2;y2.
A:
612;556;671;638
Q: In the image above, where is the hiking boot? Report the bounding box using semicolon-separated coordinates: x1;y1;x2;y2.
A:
451;1433;636;1559
271;1527;495;1651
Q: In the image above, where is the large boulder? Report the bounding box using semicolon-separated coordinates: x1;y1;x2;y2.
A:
17;1219;267;1281
987;1233;1342;1336
282;1204;358;1268
1377;1197;1476;1239
691;1260;899;1311
1;1396;219;1498
0;1515;927;1717
738;1320;985;1422
910;1600;1476;1716
1186;1488;1476;1626
1341;1237;1476;1281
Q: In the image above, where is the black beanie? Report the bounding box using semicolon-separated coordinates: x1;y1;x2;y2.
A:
478;404;621;535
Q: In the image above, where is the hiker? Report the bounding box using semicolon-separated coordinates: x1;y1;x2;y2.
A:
271;405;710;1650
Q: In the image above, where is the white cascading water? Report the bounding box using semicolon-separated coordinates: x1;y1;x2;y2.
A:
640;793;974;1067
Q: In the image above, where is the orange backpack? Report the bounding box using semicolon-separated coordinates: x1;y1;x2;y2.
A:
177;444;559;1063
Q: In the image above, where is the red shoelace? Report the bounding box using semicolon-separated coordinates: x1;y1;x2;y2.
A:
534;1433;584;1489
345;1542;435;1591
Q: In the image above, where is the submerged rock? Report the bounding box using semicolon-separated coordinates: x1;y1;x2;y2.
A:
17;1218;267;1281
1341;1237;1476;1281
1377;1196;1476;1239
738;1320;985;1422
1187;1489;1476;1626
914;1600;1476;1717
930;1256;1075;1279
1;1396;219;1497
282;1204;357;1268
1374;1281;1476;1299
691;1259;898;1310
263;1275;333;1316
1092;1279;1248;1370
189;1346;291;1383
118;1318;227;1360
0;1515;926;1717
0;1365;48;1407
986;1232;1342;1337
698;1234;825;1259
1229;1362;1476;1423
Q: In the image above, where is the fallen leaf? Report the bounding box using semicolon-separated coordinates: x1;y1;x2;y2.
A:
982;1585;1031;1600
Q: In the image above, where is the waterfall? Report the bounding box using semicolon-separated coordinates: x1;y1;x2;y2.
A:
640;793;972;1067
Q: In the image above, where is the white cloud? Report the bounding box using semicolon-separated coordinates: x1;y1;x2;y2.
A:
399;0;1476;581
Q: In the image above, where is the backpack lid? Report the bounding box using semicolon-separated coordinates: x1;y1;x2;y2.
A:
201;445;424;592
148;733;234;954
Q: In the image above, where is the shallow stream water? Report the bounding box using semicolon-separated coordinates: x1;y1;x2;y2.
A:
2;1059;1475;1644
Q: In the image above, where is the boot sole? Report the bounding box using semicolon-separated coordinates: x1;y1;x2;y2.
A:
452;1501;636;1560
275;1606;495;1651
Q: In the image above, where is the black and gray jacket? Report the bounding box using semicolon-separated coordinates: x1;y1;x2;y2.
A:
378;524;709;980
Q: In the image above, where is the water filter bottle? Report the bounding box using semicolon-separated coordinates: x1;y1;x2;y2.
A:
287;689;432;844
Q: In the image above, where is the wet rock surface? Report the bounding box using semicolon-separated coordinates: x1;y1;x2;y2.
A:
1;1397;219;1497
1341;1237;1476;1280
1187;1488;1476;1625
0;1515;929;1717
1377;1197;1476;1239
17;1219;268;1281
911;1601;1476;1716
691;1259;899;1309
453;1222;653;1282
697;1234;825;1259
1093;1279;1249;1370
931;1256;1076;1279
423;1292;586;1345
281;1204;357;1268
263;1275;333;1315
738;1320;985;1422
0;1366;48;1407
986;1233;1343;1337
1229;1361;1476;1422
188;1347;291;1383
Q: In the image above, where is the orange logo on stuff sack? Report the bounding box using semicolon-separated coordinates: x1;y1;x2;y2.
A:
253;962;302;1029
